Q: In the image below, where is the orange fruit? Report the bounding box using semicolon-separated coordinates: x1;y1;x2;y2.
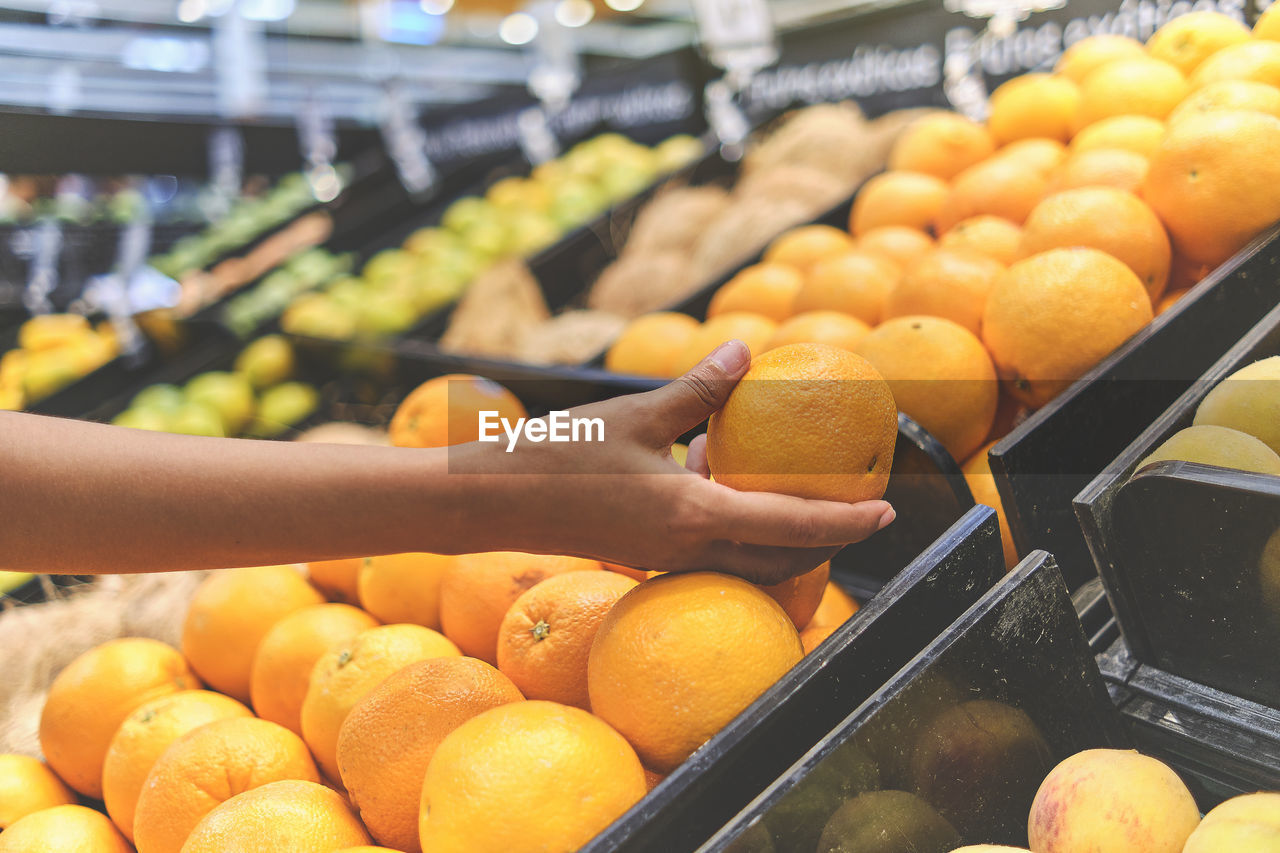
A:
39;637;199;798
983;247;1153;407
794;250;902;325
1143;109;1280;266
0;754;76;829
1189;40;1280;89
181;564;324;703
759;561;830;628
301;623;461;782
602;561;649;582
856;316;999;463
888;112;996;179
764;311;872;353
1018;187;1172;302
1147;11;1251;75
706;343;898;504
132;716;320;853
1169;251;1213;292
936;216;1023;265
1046;147;1149;196
883;247;1005;337
961;442;1018;570
987;74;1082;143
103;690;252;840
850;171;950;236
763;225;856;273
1168;79;1280;123
359;552;453;629
1157;288;1191;315
419;701;646;853
337;849;402;853
439;552;602;665
987;387;1031;443
935;156;1050;231
856;225;935;270
643;767;667;792
1056;34;1147;83
336;658;523;852
605;312;700;378
799;583;861;654
1258;2;1280;40
1076;58;1189;128
249;604;378;735
1069;114;1166;158
496;571;638;709
670;311;779;377
306;558;363;605
707;263;804;322
588;572;803;772
180;779;371;853
993;138;1069;175
388;374;526;448
0;804;132;853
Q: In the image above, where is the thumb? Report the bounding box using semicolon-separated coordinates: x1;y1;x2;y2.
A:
644;339;752;441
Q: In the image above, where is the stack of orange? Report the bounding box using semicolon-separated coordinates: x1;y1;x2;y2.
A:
606;10;1280;571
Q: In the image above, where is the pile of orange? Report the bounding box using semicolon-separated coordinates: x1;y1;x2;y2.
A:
606;10;1280;571
1;376;863;853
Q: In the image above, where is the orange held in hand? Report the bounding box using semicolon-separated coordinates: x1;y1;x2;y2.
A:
707;343;897;504
588;572;803;773
389;373;526;448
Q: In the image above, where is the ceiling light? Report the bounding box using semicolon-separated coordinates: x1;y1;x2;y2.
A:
420;0;454;14
554;0;594;27
176;0;205;23
499;12;538;44
604;0;643;11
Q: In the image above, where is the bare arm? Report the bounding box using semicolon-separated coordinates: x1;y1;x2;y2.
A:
0;341;893;584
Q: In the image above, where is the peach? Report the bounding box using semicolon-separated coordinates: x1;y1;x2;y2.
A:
1183;791;1280;853
1027;749;1200;853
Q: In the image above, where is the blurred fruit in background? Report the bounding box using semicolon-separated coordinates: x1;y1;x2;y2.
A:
0;314;119;410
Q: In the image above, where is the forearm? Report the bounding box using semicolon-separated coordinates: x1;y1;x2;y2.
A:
0;412;497;574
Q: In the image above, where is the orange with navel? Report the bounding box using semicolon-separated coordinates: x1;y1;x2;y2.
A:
588;573;803;772
763;225;856;273
359;552;454;629
1055;34;1146;83
1046;148;1149;196
131;716;320;853
856;316;999;463
102;690;252;840
389;374;526;448
0;754;76;829
793;250;901;326
759;561;830;629
496;570;638;709
982;247;1153;407
935;156;1050;232
706;343;897;504
883;247;1005;337
888;112;996;179
1143;109;1280;266
605;312;700;378
249;603;378;735
936;216;1022;265
418;701;647;853
180;779;372;853
961;442;1019;570
1018;187;1171;302
1147;11;1251;75
856;226;935;270
764;311;872;353
987;74;1081;143
439;552;603;664
181;564;324;703
300;623;461;782
1076;58;1189;129
707;263;804;322
39;637;199;798
850;171;950;236
336;657;524;852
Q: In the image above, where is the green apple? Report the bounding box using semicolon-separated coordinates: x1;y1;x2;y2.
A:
249;382;320;438
112;407;173;432
459;219;510;261
357;294;420;337
403;227;462;258
506;211;563;256
130;383;186;415
486;176;551;213
281;294;358;341
170;401;226;437
441;196;493;234
185;372;255;436
0;571;33;595
233;335;296;390
655;134;705;172
363;249;416;286
551;180;609;229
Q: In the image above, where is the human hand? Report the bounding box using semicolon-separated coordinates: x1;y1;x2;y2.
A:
447;340;895;584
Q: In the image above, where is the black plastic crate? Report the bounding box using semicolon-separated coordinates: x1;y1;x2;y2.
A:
702;550;1130;853
1097;636;1280;807
582;505;1006;853
1074;299;1280;710
990;224;1280;588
